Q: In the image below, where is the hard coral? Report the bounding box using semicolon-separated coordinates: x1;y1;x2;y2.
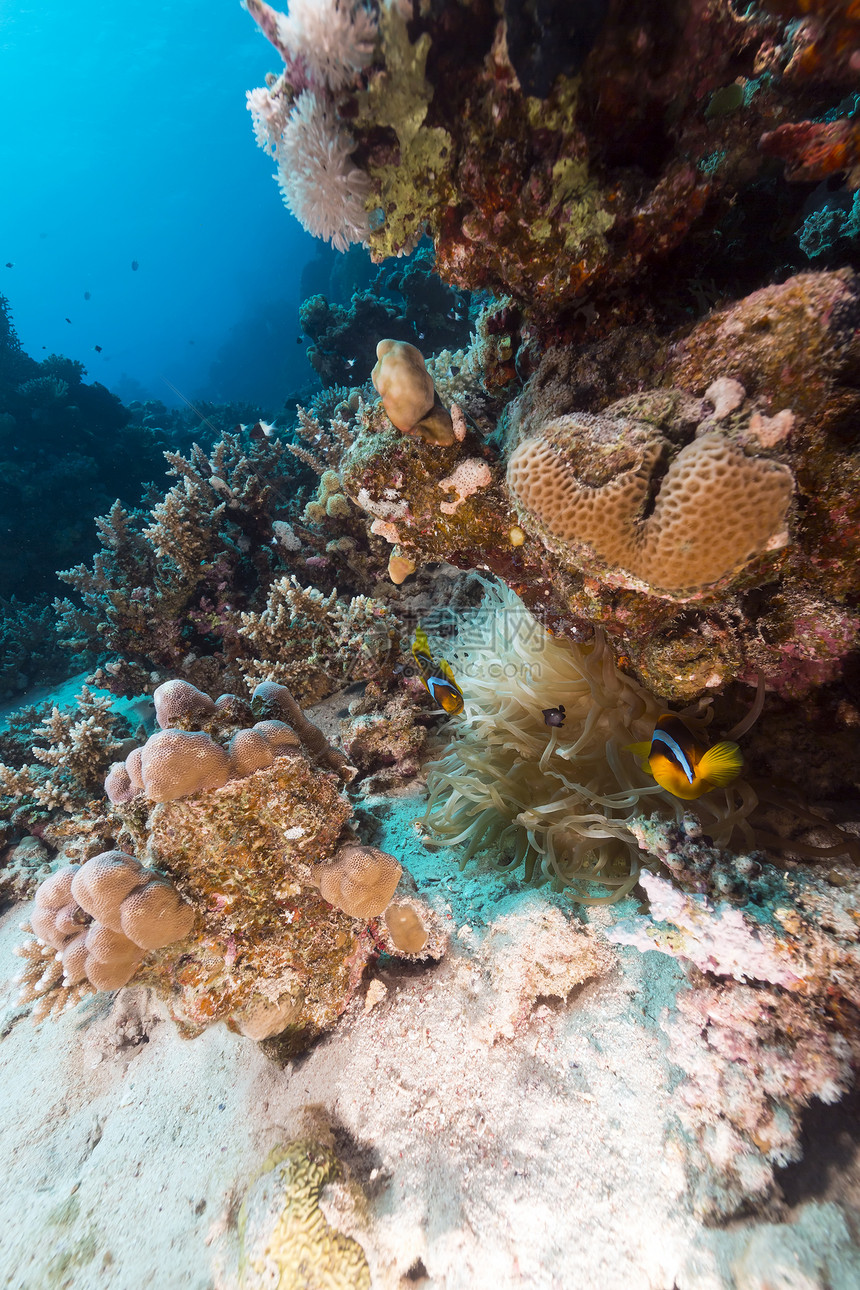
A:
18;850;195;1015
371;339;455;445
16;679;442;1044
422;580;761;903
507;419;793;598
314;842;402;919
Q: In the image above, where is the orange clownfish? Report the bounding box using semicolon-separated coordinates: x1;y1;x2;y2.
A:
628;713;743;800
411;626;464;715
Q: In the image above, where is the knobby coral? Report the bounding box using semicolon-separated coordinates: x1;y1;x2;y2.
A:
506;416;794;598
15;678;442;1045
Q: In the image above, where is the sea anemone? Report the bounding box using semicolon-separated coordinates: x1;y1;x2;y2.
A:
422;580;763;903
275;90;371;251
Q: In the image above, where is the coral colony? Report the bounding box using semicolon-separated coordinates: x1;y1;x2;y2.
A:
4;0;860;1249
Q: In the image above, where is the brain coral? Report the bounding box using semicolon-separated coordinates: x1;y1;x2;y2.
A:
506;417;794;598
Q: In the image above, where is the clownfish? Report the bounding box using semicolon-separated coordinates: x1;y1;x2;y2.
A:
628;713;743;800
411;626;464;715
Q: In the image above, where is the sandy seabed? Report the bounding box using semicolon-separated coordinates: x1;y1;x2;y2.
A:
1;796;859;1290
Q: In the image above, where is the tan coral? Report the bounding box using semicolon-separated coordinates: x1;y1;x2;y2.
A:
507;419;794;596
126;745;144;792
228;728;275;778
153;678;218;729
30;865;84;948
119;879;196;949
24;851;196;1005
71;850;147;932
384;901;428;954
139;729;231;802
105;761;135;805
314;843;402;919
252;720;301;752
371;339;454;445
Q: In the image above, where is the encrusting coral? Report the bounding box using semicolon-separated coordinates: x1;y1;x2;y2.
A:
15;677;443;1044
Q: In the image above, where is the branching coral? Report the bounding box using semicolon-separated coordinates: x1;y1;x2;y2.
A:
0;686;131;822
54;429;304;699
237;575;404;703
422;580;764;903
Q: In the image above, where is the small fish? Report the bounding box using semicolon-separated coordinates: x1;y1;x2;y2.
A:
64;317;71;324
4;262;12;268
131;260;139;271
94;344;102;352
628;714;742;800
84;291;91;300
542;704;566;728
411;626;464;715
296;336;304;344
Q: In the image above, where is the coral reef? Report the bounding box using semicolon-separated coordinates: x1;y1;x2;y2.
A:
0;296;169;599
54;429;328;700
339;684;430;795
327;271;860;706
421;579;767;903
609;818;860;1219
14;678;443;1046
245;0;860;321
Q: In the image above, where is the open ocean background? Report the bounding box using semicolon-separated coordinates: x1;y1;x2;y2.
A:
0;0;319;408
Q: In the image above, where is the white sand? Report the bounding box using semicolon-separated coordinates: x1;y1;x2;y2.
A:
1;798;858;1289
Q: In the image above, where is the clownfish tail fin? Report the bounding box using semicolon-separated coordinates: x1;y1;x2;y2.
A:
698;740;743;787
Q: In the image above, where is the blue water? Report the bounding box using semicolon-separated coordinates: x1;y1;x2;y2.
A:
0;0;319;407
